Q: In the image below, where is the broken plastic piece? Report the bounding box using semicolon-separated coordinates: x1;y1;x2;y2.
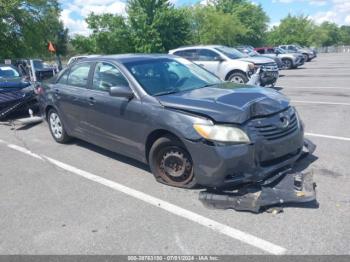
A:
199;170;317;213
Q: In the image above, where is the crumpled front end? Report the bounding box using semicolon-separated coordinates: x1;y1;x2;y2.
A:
184;107;305;188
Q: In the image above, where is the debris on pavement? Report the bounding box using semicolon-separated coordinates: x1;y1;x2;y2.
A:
199;139;318;214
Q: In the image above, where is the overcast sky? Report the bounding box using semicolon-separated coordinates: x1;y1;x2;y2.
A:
59;0;350;36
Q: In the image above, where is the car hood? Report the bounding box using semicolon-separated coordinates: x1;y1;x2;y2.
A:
156;83;290;124
0;77;31;89
238;56;275;65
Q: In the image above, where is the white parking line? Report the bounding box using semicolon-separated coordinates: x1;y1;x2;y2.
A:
1;142;287;255
292;100;350;106
7;144;43;160
305;133;350;142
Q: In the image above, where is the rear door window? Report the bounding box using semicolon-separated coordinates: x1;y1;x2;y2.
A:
197;49;219;61
173;49;198;61
67;63;92;88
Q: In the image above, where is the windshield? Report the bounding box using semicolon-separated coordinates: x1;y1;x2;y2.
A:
33;60;44;70
214;46;248;59
124;58;222;96
0;66;20;78
275;47;286;54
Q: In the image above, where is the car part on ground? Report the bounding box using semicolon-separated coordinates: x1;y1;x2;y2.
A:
40;54;309;188
169;45;279;87
199;139;317;213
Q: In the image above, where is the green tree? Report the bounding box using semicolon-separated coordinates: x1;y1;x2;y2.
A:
309;22;341;47
70;35;97;54
339;26;350;45
127;0;191;52
87;13;133;54
0;0;68;59
189;6;247;46
212;0;269;46
267;14;314;46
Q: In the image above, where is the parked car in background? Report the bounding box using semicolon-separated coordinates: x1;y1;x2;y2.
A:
169;45;279;86
278;45;316;62
236;46;284;69
0;64;37;118
39;54;305;189
14;59;56;81
255;47;305;69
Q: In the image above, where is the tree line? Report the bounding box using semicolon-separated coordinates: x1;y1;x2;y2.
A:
1;0;350;60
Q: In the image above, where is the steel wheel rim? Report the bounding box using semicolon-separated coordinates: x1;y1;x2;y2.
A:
50;113;63;139
157;146;194;185
230;76;244;84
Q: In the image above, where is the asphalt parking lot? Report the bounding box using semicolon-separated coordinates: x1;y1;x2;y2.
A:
0;53;349;255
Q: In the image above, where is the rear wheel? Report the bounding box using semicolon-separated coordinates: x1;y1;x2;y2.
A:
227;72;248;84
149;135;197;188
48;109;71;143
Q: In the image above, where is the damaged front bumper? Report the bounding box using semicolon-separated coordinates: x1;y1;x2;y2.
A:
198;139;317;213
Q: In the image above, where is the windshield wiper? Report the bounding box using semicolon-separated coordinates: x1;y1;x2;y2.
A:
153;90;179;96
200;83;219;89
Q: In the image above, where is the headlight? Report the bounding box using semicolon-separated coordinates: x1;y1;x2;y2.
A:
248;63;255;70
193;123;250;143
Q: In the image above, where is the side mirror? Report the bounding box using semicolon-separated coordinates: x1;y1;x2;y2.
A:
214;56;225;62
109;85;134;99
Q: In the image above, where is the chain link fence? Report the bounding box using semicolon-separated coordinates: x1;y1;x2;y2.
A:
316;46;350;53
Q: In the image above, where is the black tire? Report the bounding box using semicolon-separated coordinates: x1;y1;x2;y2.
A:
149;135;197;189
47;109;71;143
303;54;309;62
227;71;248;84
282;58;293;69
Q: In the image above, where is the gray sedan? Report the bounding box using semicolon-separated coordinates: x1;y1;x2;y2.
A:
39;54;305;189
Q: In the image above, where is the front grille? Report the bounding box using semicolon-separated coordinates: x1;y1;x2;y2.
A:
260;62;278;71
253;111;299;141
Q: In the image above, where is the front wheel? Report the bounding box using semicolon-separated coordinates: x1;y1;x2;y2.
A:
48;109;71;143
227;72;248;84
303;54;309;62
282;59;293;69
149;135;197;188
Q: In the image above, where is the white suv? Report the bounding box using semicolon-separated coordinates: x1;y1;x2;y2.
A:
169;45;279;86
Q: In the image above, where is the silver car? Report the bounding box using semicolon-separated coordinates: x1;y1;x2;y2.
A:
170;45;279;87
255;47;305;69
279;45;316;62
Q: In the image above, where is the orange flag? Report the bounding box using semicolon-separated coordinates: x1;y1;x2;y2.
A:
48;41;56;53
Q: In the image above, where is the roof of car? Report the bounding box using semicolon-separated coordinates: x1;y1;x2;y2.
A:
170;45;224;51
82;53;177;63
254;47;274;50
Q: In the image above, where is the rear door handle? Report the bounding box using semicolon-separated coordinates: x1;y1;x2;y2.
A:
88;96;95;105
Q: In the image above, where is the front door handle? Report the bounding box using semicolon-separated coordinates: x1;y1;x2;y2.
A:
88;96;95;105
54;88;61;99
